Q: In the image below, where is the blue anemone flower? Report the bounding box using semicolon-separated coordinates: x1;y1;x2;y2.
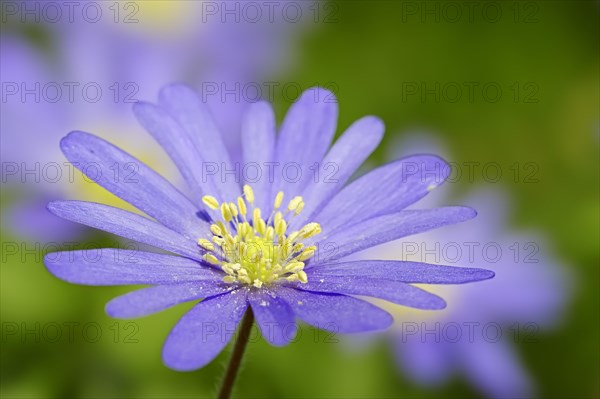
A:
44;85;494;371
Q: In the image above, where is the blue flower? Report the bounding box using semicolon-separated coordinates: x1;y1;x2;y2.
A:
390;190;570;398
372;137;571;398
2;5;311;242
44;85;494;371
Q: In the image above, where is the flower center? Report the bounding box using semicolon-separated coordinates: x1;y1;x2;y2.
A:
198;185;322;288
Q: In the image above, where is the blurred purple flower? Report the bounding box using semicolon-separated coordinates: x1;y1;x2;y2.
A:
361;135;572;398
3;191;87;242
2;2;317;242
1;35;67;167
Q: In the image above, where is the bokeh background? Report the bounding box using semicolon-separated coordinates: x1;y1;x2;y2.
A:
1;1;598;398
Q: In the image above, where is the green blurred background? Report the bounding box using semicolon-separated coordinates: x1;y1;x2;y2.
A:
1;1;598;398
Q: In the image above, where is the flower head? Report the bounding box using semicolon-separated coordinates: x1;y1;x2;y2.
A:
200;186;319;286
45;85;494;371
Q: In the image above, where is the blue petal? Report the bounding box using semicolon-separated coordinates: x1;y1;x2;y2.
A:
296;276;446;310
134;101;219;202
48;201;203;261
241;101;276;211
275;286;392;333
274;87;338;198
106;282;236;318
312;207;477;262
60;131;204;238
162;289;249;371
294;116;384;228
44;249;223;285
307;260;495;284
314;155;450;232
158;84;241;202
248;289;297;346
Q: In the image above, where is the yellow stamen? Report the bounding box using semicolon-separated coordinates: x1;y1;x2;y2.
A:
202;195;220;210
229;202;239;218
210;224;222;236
274;191;284;209
287;196;303;212
198;189;321;287
275;219;287;236
294;201;305;215
253;208;262;227
203;254;220;265
221;203;232;222
237;197;247;216
197;238;215;252
243;184;254;204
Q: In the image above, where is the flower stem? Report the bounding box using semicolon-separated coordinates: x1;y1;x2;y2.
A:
218;307;254;399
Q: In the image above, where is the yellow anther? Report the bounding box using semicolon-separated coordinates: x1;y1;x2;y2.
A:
220;203;232;222
280;240;295;259
287;196;303;212
217;221;228;234
236;222;246;237
300;223;321;238
274;211;283;226
223;275;236;283
210;224;222;236
202;195;220;210
229;202;239;218
265;226;275;240
292;243;305;256
253;279;263;288
256;218;267;235
224;234;236;247
285;261;305;273
203;253;220;265
243;222;252;237
197;238;215;252
243;185;254;204
252;208;262;226
271;264;283;273
275;219;287;236
298;246;316;261
297;270;308;283
274;191;284;209
287;231;300;243
239;275;252;285
294;201;305;215
237;197;247;216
